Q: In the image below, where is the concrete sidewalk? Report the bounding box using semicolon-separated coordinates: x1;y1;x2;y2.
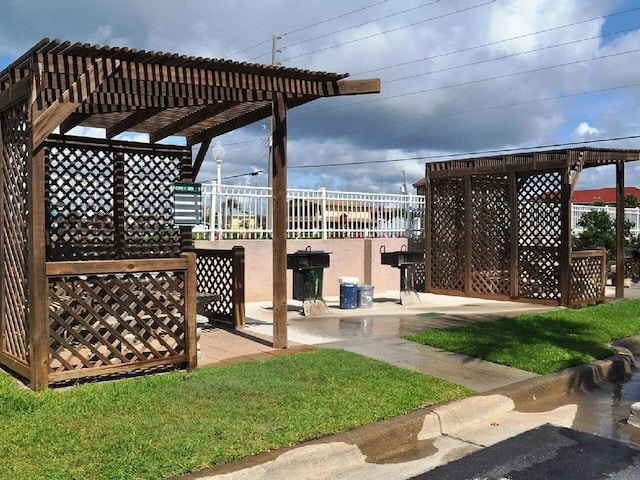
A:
183;289;640;480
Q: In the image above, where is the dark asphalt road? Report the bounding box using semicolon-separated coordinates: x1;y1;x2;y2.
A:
411;425;640;480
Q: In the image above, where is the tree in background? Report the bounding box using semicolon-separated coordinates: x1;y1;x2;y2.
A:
625;194;640;208
572;210;633;265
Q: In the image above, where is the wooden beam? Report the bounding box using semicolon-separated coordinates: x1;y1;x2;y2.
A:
336;78;381;95
59;113;92;134
192;139;211;180
32;58;120;149
0;76;30;112
424;167;432;292
187;103;272;147
559;167;572;307
272;93;288;349
616;159;625;299
149;103;235;143
106;107;165;139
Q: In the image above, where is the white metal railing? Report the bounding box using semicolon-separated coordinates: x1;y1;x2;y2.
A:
193;185;640;241
572;205;640;237
195;183;424;240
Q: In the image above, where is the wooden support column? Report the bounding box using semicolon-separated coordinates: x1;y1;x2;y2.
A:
616;159;625;299
559;167;572;306
463;175;472;295
424;167;432;292
182;252;198;370
272;93;288;349
28;64;49;388
509;171;519;299
232;246;246;329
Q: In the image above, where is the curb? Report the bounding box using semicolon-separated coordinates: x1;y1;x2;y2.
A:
180;347;638;479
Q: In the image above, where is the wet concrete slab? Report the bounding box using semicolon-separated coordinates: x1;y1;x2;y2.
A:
321;336;538;393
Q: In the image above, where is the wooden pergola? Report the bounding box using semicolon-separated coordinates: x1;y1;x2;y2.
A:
0;38;379;389
424;148;640;307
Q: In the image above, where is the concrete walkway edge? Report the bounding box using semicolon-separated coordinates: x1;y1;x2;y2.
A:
180;337;640;479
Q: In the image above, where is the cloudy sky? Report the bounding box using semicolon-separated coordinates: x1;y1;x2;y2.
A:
1;0;639;193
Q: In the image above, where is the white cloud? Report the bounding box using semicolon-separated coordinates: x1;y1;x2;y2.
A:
573;122;602;138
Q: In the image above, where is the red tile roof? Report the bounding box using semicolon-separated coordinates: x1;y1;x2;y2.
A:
572;187;640;204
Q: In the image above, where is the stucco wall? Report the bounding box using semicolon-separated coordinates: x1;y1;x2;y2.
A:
194;238;410;301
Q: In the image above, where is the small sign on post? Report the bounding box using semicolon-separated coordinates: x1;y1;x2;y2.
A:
173;182;202;226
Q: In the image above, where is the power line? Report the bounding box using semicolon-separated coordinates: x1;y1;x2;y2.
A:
280;0;496;63
354;4;640;76
386;25;640;84
334;47;640;108
239;0;389;60
281;0;440;50
289;134;640;169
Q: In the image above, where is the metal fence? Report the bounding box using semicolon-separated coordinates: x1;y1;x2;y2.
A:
194;184;640;241
572;205;640;237
196;183;424;240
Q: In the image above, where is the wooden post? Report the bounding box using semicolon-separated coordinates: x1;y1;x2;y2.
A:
27;61;49;389
424;168;432;292
559;167;572;307
364;239;372;285
463;175;472;295
232;246;246;329
272;93;288;349
182;252;198;370
616;159;625;299
509;171;519;299
0;112;5;354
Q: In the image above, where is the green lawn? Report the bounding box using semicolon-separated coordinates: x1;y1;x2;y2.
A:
0;349;471;480
406;299;640;375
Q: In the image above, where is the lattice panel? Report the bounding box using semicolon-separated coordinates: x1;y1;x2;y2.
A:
124;151;181;258
45;145;115;260
0;102;30;363
471;175;510;296
47;272;186;373
570;255;605;306
196;253;234;320
517;172;562;300
430;178;465;291
413;261;426;292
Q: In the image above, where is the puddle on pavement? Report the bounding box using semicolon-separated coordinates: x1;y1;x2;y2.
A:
513;360;640;448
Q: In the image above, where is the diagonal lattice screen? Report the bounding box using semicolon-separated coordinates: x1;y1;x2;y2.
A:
46;145;116;260
517;172;562;300
430;178;465;291
124;151;182;258
45;142;184;261
471;175;511;296
48;271;186;374
0;101;30;364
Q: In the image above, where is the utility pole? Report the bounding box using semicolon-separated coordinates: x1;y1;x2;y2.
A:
268;34;281;233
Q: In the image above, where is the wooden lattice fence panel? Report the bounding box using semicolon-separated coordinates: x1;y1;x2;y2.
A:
0;101;30;364
47;271;187;377
46;145;116;260
413;261;426;292
570;250;606;306
430;178;465;291
517;172;562;301
44;139;185;261
124;150;182;258
471;175;510;296
195;250;234;321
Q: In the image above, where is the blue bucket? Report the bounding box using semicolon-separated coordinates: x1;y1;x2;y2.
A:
340;283;358;309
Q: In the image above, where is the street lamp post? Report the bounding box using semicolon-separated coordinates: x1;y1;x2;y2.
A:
213;141;225;240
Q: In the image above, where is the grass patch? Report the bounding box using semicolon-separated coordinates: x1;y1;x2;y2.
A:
406;299;640;375
0;349;471;480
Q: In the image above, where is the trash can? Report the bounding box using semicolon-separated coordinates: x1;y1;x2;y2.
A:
357;284;374;309
339;282;358;309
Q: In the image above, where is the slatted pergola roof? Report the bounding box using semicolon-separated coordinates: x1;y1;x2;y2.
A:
0;38;378;160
